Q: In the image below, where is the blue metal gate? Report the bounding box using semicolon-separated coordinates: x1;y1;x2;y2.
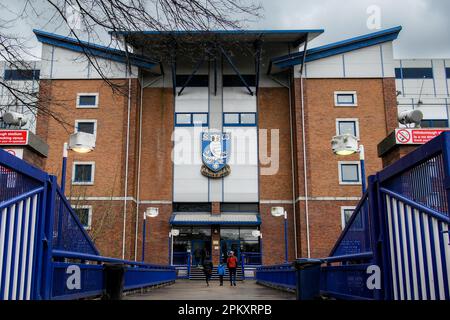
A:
256;132;450;300
0;149;176;300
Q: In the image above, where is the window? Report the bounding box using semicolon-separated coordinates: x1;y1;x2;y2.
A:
446;68;450;79
77;93;98;108
421;119;449;128
336;119;359;137
173;203;212;212
72;162;95;185
341;207;356;230
4;69;40;81
75;120;97;136
176;75;209;87
223;75;256;87
175;113;208;127
73;206;92;230
395;67;433;79
220;203;259;212
338;162;361;185
334;92;357;107
223;113;257;126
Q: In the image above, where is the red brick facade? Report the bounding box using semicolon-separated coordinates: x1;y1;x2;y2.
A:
36;75;397;264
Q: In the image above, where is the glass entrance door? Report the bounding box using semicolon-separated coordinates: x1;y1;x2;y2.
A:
220;240;241;263
191;240;211;266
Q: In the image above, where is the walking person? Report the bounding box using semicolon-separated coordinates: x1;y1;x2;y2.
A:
217;262;226;286
227;251;238;286
203;257;213;287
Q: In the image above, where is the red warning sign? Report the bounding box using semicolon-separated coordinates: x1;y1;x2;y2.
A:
395;129;450;145
0;130;29;145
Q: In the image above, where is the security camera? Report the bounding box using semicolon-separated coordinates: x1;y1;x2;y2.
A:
2;111;28;127
398;110;423;128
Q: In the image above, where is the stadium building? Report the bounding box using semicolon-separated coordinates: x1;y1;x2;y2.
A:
2;25;449;270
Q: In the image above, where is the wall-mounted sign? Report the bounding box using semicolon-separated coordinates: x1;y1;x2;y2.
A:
201;132;231;179
395;128;450;145
0;130;29;146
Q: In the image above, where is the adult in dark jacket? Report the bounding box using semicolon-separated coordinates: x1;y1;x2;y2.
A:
203;257;213;287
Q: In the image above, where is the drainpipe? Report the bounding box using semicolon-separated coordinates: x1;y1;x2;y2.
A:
288;69;299;259
122;77;132;260
299;36;311;259
134;74;144;261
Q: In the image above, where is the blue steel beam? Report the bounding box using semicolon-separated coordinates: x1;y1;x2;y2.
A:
178;55;207;96
220;46;254;96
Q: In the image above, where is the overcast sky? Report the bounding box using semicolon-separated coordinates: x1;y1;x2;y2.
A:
3;0;450;59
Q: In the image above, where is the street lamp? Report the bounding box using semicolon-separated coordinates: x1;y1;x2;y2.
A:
169;229;180;265
271;207;289;263
142;207;159;262
331;134;366;194
61;132;96;195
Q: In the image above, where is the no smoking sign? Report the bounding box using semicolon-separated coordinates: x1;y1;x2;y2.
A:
396;129;411;144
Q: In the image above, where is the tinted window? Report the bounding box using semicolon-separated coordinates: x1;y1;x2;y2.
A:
446;68;450;79
223;75;256;87
395;68;433;79
74;164;93;183
78;95;97;106
77;122;95;134
421;119;449;128
173;203;212;212
4;69;40;81
221;203;259;212
176;75;209;87
73;208;90;228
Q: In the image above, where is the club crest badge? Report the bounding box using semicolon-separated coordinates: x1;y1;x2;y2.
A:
201;132;231;178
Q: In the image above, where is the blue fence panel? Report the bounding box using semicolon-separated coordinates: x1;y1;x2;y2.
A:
255;264;296;291
52;187;99;256
320;264;375;300
330;194;372;258
124;266;177;291
51;262;104;300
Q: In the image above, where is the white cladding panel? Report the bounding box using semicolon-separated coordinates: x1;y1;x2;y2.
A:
175;87;209;113
303;54;344;78
223;87;257;113
223;127;258;202
40;44;138;79
173;127;209;202
344;45;383;78
301;44;394;79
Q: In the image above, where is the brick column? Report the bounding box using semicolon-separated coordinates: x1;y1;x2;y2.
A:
211;202;221;265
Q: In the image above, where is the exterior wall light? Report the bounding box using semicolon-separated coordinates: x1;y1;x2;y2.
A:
331;134;366;194
68;131;96;154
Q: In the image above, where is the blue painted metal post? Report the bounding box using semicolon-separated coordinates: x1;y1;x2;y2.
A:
260;234;263;265
284;211;289;263
360;145;367;194
60;143;68;195
142;215;146;262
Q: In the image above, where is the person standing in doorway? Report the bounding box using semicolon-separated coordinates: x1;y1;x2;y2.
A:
203;257;213;287
217;262;226;286
227;251;238;286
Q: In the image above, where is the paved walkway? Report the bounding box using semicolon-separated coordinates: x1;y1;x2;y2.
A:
125;280;295;300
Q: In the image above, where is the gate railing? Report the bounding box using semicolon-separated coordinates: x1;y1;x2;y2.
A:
320;132;450;300
257;132;450;300
0;149;176;300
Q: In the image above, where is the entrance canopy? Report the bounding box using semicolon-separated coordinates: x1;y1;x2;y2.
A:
170;213;261;226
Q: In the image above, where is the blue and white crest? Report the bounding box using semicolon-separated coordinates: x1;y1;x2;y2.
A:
202;132;231;172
